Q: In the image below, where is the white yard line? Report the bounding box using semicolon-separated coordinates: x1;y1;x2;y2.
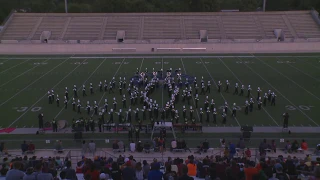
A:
161;58;164;107
180;58;201;122
0;59;31;74
8;58;86;127
139;58;144;72
0;58;11;63
200;58;241;126
0;58;70;107
96;58;126;109
257;56;320;101
218;57;279;126
0;58;51;88
242;60;319;126
54;58;107;119
287;62;320;83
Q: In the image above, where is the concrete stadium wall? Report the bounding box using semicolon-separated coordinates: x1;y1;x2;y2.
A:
0;42;320;54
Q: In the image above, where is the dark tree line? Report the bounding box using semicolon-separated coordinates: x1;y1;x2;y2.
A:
1;0;320;24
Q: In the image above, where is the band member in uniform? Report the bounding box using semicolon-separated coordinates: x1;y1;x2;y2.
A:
122;95;127;108
247;85;252;98
52;119;58;132
257;87;261;101
258;97;262;110
225;80;229;92
222;110;227;124
90;118;95;132
56;95;60;107
38;113;44;129
65;87;69;101
233;83;239;95
85;118;90;132
239;85;245;96
90;83;94;94
98;117;103;132
232;103;237;117
218;81;222;93
206;81;211;93
245;100;249;115
195;94;199;108
206;107;210;123
82;85;87;97
249;98;254;112
263;93;268;106
283;112;289;128
99;81;103;92
73;85;78;98
64;96;68;109
199;108;203;123
72;98;76;111
213;108;217;123
271;92;276;106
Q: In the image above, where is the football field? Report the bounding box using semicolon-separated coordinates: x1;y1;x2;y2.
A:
0;54;319;130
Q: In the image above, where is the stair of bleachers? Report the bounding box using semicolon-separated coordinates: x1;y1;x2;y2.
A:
221;16;262;39
103;17;140;40
143;17;182;39
287;14;320;38
1;16;39;40
32;17;68;40
257;15;294;38
63;17;103;40
184;16;221;39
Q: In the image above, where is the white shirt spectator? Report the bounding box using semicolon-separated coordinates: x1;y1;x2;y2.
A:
171;140;177;149
130;142;136;152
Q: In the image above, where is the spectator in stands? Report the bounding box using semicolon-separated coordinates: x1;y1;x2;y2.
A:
82;140;88;156
143;160;150;179
187;159;197;177
245;148;252;159
135;162;144;180
0;142;8;155
6;161;25;180
48;161;58;179
62;161;77;180
27;141;35;154
237;138;246;150
274;163;290;180
221;139;226;148
88;140;96;156
284;140;292;153
59;171;67;180
130;141;136;152
118;140;124;152
137;141;143;152
229;142;236;159
122;160;136;180
179;164;194;180
164;164;177;180
111;162;122;180
84;164;99;180
23;167;35;180
181;140;191;153
33;162;54;180
301;139;308;152
54;140;63;153
271;139;277;153
99;173;109;180
148;162;163;180
171;139;177;151
259;139;269;157
76;161;84;173
21;140;28;155
144;141;151;153
291;140;299;152
55;156;63;169
244;161;258;180
112;140;119;151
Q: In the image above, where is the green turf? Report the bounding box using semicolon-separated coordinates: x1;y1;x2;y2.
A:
0;54;319;129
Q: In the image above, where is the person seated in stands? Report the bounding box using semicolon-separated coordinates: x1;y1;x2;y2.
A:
237;138;246;150
117;140;124;152
315;144;320;155
284;140;292;153
181;140;191;153
144;141;151;153
76;161;84;173
259;139;269;156
54;140;63;153
291;140;299;152
129;141;136;152
21;140;28;155
112;140;119;151
171;139;177;151
301;139;308;152
137;141;143;152
245;148;251;159
202;139;209;152
27;141;35;154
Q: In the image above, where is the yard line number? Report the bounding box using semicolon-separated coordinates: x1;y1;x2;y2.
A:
33;62;48;65
285;105;314;111
114;62;129;65
155;62;169;64
13;107;42;112
277;61;295;64
196;62;211;64
72;62;88;65
236;61;254;64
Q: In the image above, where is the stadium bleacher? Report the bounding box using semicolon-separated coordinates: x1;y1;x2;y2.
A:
1;11;320;42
